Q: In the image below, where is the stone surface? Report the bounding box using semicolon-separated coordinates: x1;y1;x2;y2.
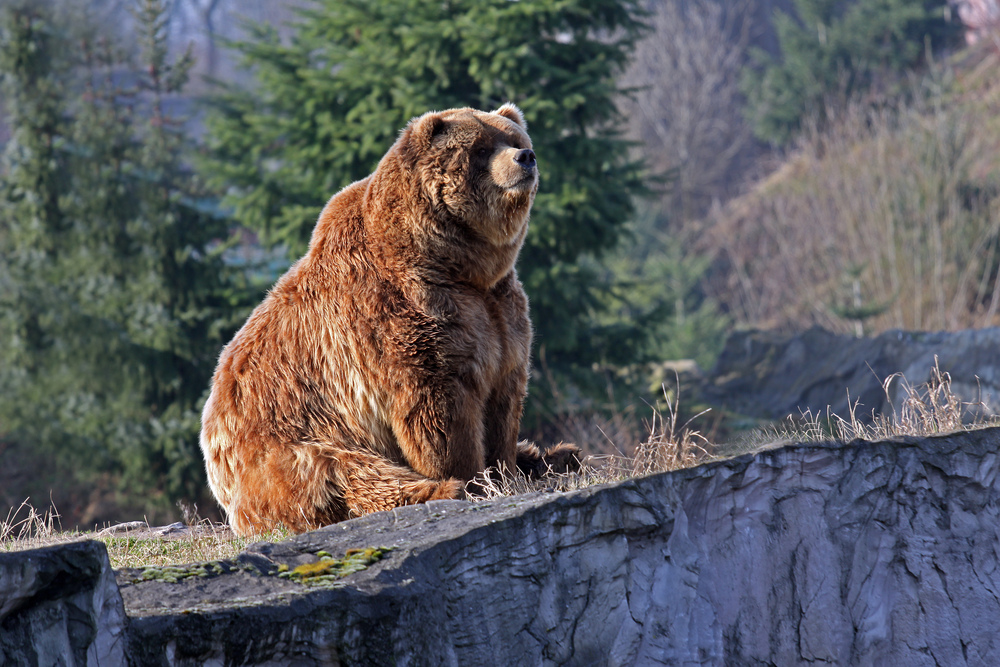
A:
705;326;1000;421
113;427;1000;666
4;428;999;665
0;539;127;666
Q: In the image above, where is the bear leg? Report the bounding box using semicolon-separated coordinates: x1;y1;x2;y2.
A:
223;444;465;536
331;446;466;518
482;368;529;472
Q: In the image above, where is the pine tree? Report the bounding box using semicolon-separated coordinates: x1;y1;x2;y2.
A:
0;2;249;520
743;0;958;145
597;211;729;371
201;0;649;379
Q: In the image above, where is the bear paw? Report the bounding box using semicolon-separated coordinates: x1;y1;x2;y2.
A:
515;440;582;479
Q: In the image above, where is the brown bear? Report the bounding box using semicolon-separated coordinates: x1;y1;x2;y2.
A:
199;104;577;536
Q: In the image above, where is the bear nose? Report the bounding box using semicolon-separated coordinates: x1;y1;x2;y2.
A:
514;148;536;170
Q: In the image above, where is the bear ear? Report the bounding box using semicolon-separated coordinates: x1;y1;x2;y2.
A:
400;110;446;160
493;102;526;130
409;111;446;146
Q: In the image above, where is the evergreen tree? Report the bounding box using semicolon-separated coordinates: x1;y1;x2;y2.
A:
597;210;728;372
0;1;248;518
743;0;958;145
201;0;649;379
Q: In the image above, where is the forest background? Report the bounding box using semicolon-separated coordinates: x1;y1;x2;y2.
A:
1;0;997;527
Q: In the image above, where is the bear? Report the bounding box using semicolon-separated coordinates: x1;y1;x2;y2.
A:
199;103;578;536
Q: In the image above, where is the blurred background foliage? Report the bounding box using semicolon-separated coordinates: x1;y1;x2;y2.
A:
742;0;960;145
1;0;992;526
0;0;258;523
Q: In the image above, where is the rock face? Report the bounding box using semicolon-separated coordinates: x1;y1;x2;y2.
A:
0;539;127;666
119;427;1000;666
4;428;1000;665
705;326;1000;421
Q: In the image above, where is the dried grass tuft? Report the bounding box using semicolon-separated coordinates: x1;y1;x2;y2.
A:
469;381;714;503
735;357;997;453
0;498;289;569
0;498;66;551
618;390;712;478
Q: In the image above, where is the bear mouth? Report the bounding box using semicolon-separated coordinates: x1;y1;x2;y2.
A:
504;172;538;193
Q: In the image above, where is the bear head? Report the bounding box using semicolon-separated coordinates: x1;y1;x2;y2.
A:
370;103;537;288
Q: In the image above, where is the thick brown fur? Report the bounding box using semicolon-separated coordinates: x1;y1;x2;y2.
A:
200;104;576;536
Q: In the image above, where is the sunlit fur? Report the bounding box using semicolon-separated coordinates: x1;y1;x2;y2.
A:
200;104;558;536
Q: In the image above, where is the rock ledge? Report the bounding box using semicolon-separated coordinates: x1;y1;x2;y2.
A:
4;427;1000;666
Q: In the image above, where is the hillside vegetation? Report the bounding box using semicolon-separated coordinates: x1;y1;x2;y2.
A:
705;45;1000;336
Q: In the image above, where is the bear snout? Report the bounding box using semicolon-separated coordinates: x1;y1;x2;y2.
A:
491;147;538;192
514;148;536;171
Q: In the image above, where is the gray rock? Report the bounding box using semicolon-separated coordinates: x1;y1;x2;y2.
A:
705;326;1000;421
0;539;127;666
4;428;999;665
115;427;1000;666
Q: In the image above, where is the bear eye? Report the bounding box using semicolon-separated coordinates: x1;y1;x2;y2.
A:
476;146;491;159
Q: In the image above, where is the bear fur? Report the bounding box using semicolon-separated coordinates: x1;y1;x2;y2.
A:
199;104;577;536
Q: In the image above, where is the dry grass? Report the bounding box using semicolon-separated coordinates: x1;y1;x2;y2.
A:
0;499;289;568
601;387;712;480
731;357;998;455
97;524;290;570
471;382;714;501
1;500;64;551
